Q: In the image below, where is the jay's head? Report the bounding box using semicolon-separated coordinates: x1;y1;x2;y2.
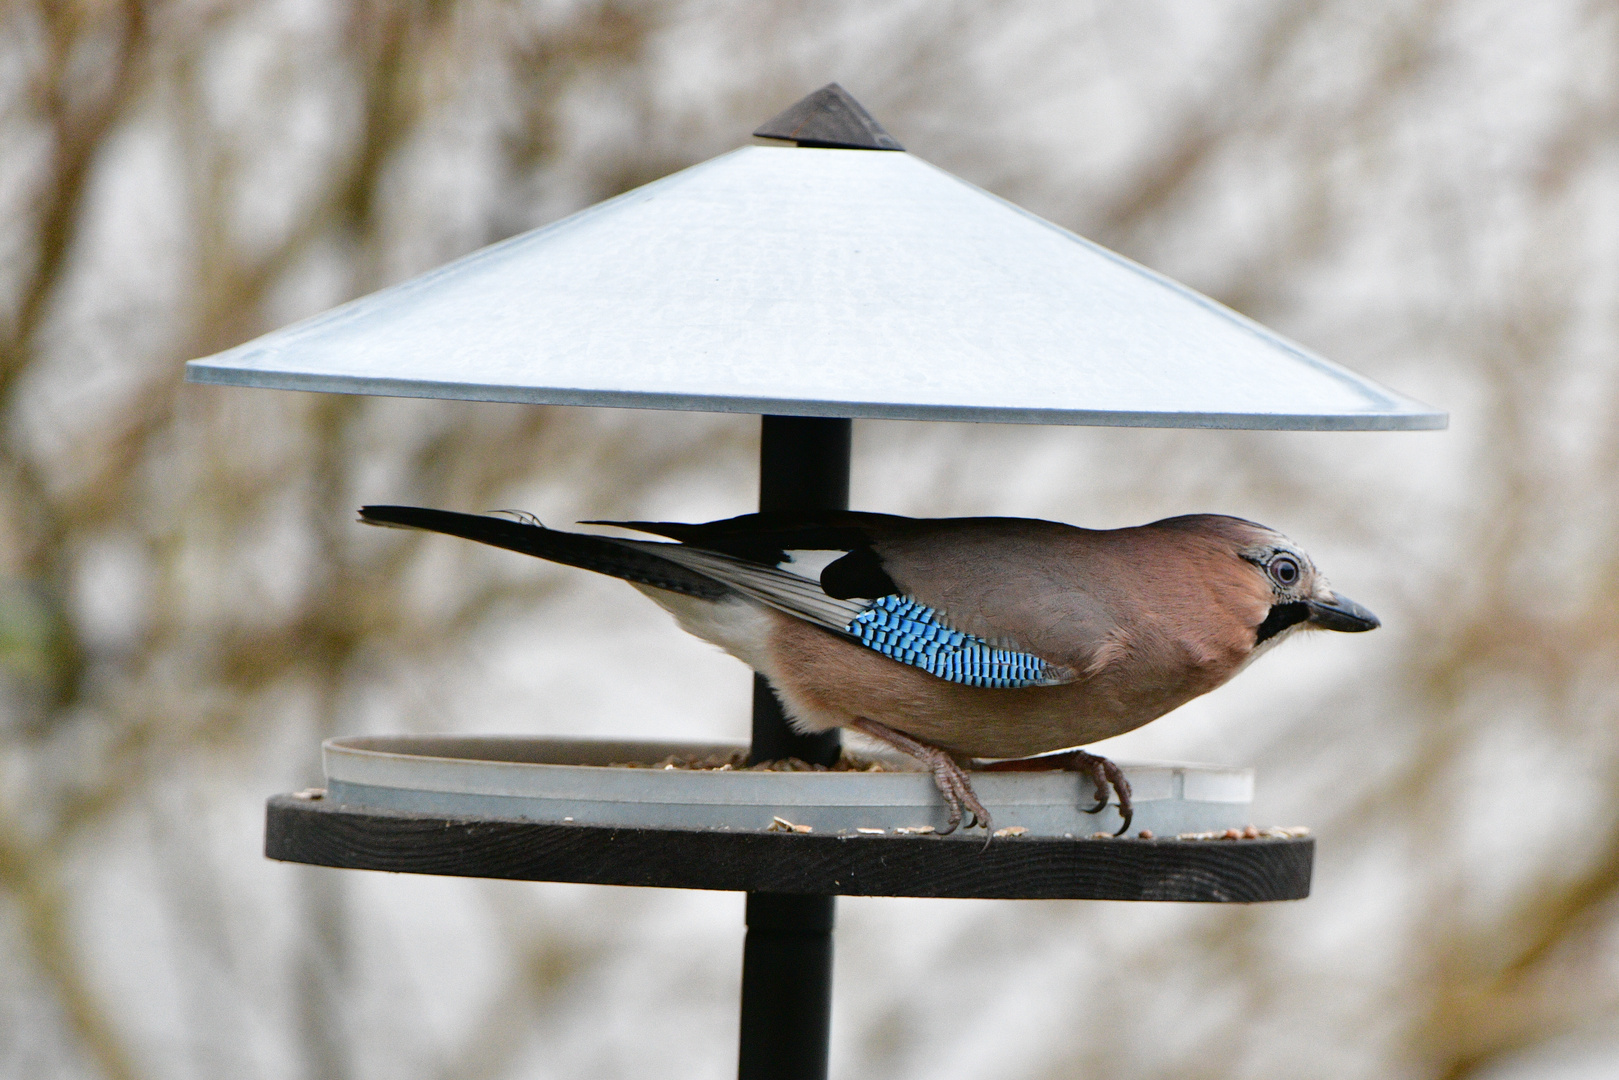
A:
1234;523;1379;646
1157;514;1381;648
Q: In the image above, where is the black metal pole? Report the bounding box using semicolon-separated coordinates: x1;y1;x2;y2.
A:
738;415;849;1080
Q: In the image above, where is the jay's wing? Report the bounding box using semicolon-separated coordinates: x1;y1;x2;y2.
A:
363;507;1075;688
594;512;1081;688
619;540;1072;688
584;511;906;596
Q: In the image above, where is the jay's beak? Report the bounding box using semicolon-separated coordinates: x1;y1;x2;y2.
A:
1306;592;1380;632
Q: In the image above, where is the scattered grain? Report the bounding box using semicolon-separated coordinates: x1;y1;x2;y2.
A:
610;751;891;772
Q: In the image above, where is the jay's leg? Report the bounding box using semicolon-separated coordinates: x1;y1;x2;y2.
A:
980;750;1134;836
848;719;992;836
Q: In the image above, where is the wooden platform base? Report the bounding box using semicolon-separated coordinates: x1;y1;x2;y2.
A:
266;795;1313;902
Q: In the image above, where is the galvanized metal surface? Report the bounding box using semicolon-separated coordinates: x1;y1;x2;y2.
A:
187;146;1445;431
320;735;1256;838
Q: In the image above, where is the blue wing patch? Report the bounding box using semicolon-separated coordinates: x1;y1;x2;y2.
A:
846;595;1063;688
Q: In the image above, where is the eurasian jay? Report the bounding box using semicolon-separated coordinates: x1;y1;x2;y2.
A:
358;506;1379;834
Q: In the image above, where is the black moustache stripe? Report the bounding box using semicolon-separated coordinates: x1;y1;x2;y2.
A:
1255;601;1311;645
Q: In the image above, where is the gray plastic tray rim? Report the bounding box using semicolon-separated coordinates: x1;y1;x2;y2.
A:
322;735;1256;838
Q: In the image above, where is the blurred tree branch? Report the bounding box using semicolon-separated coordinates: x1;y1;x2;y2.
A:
3;3;1618;1079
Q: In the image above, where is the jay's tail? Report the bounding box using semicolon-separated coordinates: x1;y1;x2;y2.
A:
357;505;732;601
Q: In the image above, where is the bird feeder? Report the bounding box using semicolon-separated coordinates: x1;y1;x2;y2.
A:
187;85;1444;1080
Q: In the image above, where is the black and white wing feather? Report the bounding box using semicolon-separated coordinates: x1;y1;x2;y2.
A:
359;506;1074;688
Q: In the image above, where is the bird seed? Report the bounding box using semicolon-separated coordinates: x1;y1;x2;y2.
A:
767;816;811;832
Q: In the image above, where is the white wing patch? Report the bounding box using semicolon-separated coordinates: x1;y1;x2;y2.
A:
620;541;866;633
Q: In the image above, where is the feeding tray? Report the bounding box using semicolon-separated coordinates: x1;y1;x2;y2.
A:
194;79;1421;1074
266;736;1314;901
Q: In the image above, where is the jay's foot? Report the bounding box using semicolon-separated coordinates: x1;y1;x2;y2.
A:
848;719;992;835
981;748;1133;836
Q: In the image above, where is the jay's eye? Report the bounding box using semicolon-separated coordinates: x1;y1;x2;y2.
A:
1268;554;1300;587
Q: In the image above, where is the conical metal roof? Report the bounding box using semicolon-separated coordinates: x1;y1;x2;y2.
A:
186;95;1443;431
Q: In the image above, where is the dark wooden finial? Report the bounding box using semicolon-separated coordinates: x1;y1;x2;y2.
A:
753;83;904;151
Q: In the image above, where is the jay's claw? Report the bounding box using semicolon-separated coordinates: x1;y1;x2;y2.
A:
850;718;993;837
1091;754;1133;836
982;748;1133;836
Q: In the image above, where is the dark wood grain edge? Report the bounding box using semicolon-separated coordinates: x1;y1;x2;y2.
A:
266;795;1312;902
